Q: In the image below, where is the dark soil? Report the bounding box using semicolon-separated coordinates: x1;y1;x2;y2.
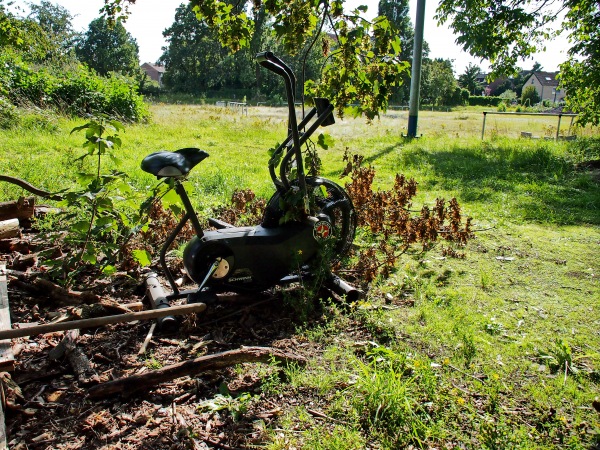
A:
1;231;336;450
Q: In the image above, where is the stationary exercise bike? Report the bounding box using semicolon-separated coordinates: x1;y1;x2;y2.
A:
140;52;361;326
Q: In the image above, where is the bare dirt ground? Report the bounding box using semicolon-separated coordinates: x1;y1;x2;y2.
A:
1;229;344;450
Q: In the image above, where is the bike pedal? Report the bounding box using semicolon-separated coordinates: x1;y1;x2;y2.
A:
187;289;218;306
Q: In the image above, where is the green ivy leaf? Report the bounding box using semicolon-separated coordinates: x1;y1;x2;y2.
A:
317;133;335;150
132;249;152;267
72;220;90;233
102;265;117;276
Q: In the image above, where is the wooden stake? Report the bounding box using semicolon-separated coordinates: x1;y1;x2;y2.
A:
0;302;207;340
87;346;307;398
0;265;14;371
138;322;157;355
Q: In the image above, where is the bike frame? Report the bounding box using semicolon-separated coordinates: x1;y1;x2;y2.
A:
156;52;336;299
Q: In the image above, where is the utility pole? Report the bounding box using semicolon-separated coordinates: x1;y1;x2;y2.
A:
407;0;426;138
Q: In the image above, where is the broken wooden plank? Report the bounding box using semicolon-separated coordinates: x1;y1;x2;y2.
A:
0;302;207;340
0;265;15;372
0;220;19;240
87;346;307;398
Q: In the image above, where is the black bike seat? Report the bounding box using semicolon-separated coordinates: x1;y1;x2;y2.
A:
141;148;209;177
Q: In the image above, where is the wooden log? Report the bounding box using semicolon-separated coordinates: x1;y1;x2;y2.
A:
0;238;30;254
33;278;98;305
0;197;34;222
0;302;207;340
0;219;19;240
87;346;307;398
0;265;15;372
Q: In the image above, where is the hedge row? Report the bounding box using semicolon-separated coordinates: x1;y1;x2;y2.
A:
468;96;503;107
0;52;148;123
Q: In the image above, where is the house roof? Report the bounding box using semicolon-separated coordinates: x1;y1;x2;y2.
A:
141;63;165;73
531;71;559;87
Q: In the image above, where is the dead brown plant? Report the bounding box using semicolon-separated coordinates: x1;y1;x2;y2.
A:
341;150;473;282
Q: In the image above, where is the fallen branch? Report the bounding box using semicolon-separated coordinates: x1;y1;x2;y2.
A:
0;197;35;223
87;346;306;398
48;329;97;383
0;302;207;340
138;322;156;355
0;175;63;201
9;277;98;306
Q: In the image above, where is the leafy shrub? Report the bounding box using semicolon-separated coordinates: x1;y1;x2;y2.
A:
499;89;517;102
468;96;503;107
521;85;541;107
0;52;149;122
0;97;20;129
139;79;162;97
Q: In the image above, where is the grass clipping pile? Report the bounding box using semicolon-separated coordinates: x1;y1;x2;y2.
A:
0;154;473;449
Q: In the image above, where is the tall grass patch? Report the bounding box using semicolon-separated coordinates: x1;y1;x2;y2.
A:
1;105;599;448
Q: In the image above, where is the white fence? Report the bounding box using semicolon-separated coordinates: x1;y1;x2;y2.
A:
216;101;248;115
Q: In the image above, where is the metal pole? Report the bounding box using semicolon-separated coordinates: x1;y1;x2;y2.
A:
556;114;562;140
568;116;575;135
407;0;426;138
481;112;487;140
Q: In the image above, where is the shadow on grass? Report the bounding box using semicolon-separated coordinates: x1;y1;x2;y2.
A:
363;143;403;165
398;140;600;225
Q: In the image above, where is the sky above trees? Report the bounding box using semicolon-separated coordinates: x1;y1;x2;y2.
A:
18;0;569;73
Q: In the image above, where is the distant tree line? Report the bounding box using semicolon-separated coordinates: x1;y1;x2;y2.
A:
2;0;582;120
0;0;147;122
158;0;471;108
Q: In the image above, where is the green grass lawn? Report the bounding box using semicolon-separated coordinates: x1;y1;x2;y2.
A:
1;104;599;448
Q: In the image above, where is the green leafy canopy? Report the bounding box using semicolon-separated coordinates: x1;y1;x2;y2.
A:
435;0;600;125
102;0;599;125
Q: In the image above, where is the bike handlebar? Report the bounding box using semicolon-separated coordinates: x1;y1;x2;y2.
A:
256;51;304;193
256;51;297;91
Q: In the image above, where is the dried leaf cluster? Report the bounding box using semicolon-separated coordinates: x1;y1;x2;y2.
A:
214;189;267;227
121;201;194;270
341;151;473;282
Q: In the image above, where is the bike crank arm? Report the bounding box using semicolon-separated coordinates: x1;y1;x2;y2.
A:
197;258;222;291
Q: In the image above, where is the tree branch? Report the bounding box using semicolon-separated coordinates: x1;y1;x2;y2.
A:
0;175;63;201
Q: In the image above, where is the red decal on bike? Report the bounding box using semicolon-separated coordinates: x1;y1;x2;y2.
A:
314;221;332;240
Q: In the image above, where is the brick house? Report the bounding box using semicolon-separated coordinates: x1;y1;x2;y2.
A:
141;63;165;86
523;71;566;103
